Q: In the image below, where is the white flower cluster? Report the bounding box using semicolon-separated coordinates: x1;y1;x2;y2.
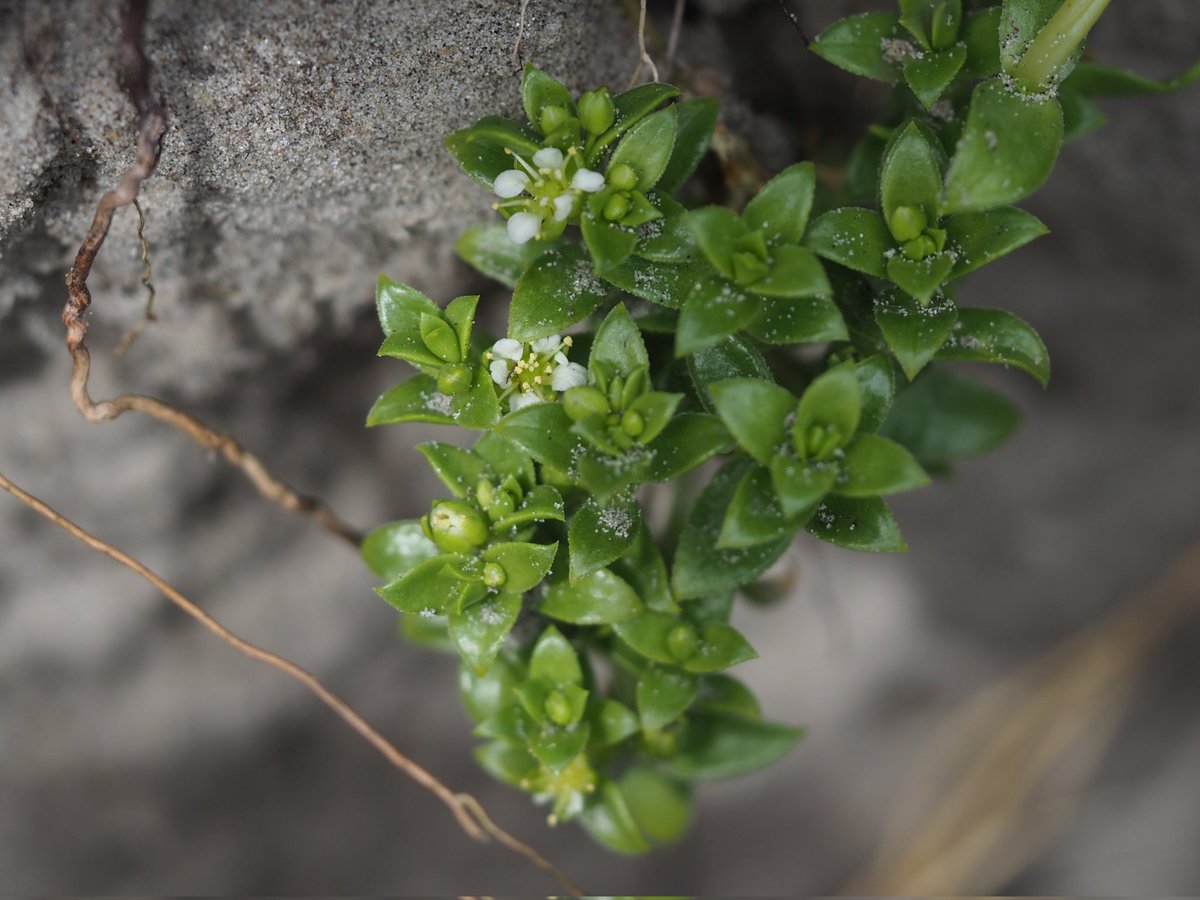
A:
493;147;605;244
487;334;588;412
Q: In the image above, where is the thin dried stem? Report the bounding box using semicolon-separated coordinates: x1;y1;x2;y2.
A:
779;0;811;45
513;0;531;68
61;0;362;546
0;469;584;897
664;0;686;79
627;0;660;87
113;198;157;357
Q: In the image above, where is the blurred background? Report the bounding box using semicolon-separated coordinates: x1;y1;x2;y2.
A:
1;0;1197;893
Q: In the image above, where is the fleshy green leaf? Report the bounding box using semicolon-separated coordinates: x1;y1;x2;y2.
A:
811;12;904;83
449;363;501;430
960;6;1002;78
521;64;575;131
600;256;705;309
593;699;640;746
837;434;929;497
676;274;759;356
361;520;439;581
1062;59;1200;98
620;768;692;845
685;206;742;279
539;568;644;625
416;442;486;498
444;295;478;360
581;207;639;274
608;105;678;191
708;377;795;466
475;741;539;788
455;224;550;288
887;251;955;304
942;78;1064;215
459;653;522;723
474;432;536;489
880;365;1019;461
794;367;862;455
688;336;772;412
569;494;641;582
495;402;585;472
482;541;558;594
683;623;758;674
672;461;791;600
768;455;838;520
376;555;472;616
719;463;798;548
945;206;1048;280
743;162;816;247
656;97;719;194
586;82;681;167
903;43;967;109
510;244;609;340
529;624;583;684
1060;89;1108;142
642;413;733;482
636;193;699;263
935;307;1050;386
491;483;567;531
752;245;831;299
661;713;804;781
694;674;762;719
366;375;457;427
449;593;522;675
875;291;959;380
747;296;848;345
614;611;678;665
880;121;945;233
590;303;648;380
609;515;676;613
445;115;542;189
376;276;439;338
529;721;590;774
638;667;699;732
854;355;898;433
580;782;651;854
806;495;908;552
807;207;893;278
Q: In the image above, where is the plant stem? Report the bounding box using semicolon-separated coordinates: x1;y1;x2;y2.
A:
1010;0;1112;91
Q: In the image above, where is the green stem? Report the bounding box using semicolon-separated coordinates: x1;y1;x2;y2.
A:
1010;0;1113;91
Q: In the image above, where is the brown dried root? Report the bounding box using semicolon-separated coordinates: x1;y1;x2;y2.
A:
61;0;361;547
112;198;156;357
0;469;584;897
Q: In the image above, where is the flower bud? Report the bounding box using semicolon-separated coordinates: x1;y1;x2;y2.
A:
482;561;507;588
428;499;489;553
602;193;629;222
544;689;574;726
666;622;700;662
607;162;639;192
538;104;570;136
890;205;928;242
562;385;610;422
578;88;615;135
437;362;473;395
620;409;645;437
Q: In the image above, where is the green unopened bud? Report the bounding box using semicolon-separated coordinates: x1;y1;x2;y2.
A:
642;727;679;758
428;499;489;553
890;205;928;243
732;250;770;286
539;104;570;136
578;88;615;135
602;193;629;222
902;235;938;261
437;362;473;395
666;622;700;662
475;479;496;508
562;385;610;422
544;689;574;726
607;162;638;192
620;409;645;437
482;561;507;588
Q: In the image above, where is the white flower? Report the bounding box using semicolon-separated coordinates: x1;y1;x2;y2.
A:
531;335;563;355
553;193;575;222
532;147;565;170
551;360;588;392
506;211;541;244
489;359;512;388
508;391;543;412
491;338;523;361
571;168;605;192
493;169;530;198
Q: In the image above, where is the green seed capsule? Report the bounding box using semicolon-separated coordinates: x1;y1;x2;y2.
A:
437;362;473;395
607;162;639;192
578;88;615;135
482;562;507;588
544;689;574;726
666;622;700;662
428;499;489;553
621;409;645;437
603;193;629;222
562;385;610;422
538;105;570;136
890;205;928;242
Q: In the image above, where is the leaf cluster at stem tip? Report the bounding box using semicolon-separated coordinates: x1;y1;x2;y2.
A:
362;6;1197;853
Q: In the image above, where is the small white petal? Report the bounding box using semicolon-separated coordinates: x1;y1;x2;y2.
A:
571;168;605;192
493;169;530;198
491;338;523;361
533;147;564;169
553;193;575;222
552;351;568;365
489;359;512;387
531;335;563;354
552;361;588;392
506;211;541;244
508;392;543;412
